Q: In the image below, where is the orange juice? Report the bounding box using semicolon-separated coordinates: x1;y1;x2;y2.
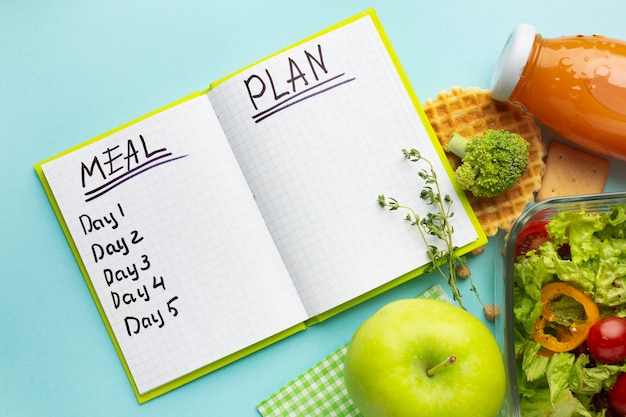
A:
491;24;626;160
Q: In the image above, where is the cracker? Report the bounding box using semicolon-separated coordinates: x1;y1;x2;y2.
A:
535;141;609;201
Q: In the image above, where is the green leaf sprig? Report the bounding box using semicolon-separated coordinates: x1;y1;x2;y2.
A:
378;148;483;309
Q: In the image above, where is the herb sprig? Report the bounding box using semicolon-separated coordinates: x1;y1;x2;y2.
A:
378;148;483;309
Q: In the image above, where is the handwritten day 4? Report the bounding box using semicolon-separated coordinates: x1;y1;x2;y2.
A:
111;275;165;310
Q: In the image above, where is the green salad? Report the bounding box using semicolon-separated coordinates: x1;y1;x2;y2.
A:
513;204;626;417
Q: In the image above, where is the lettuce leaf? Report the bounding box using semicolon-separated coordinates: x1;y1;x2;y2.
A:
520;388;595;417
522;341;550;382
570;354;626;395
546;209;626;306
547;353;575;403
547;209;606;263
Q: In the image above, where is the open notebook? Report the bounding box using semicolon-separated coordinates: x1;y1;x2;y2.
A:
34;9;486;403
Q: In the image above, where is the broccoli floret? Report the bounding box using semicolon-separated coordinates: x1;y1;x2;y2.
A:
444;129;530;198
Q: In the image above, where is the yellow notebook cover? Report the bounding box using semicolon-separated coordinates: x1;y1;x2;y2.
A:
35;8;487;403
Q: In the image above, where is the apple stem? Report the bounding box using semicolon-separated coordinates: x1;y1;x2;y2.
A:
426;356;456;377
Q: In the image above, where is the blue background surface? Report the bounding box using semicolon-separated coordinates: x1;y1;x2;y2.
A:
2;1;626;416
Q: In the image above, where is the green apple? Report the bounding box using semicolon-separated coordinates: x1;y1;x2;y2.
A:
344;298;506;417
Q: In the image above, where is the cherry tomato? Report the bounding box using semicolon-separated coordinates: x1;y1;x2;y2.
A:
514;221;549;258
610;373;626;416
587;317;626;363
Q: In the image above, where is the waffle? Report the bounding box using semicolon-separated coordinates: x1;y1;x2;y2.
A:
423;86;546;236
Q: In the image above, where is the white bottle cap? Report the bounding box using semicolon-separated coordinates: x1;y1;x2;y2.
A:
490;24;536;102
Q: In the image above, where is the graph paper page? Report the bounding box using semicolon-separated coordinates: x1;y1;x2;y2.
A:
39;95;308;395
208;13;480;318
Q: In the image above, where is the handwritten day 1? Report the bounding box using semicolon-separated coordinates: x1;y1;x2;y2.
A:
79;203;125;236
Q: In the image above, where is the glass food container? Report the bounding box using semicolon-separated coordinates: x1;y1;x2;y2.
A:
496;191;626;417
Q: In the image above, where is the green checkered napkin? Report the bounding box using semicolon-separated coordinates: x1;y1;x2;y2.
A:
257;284;452;417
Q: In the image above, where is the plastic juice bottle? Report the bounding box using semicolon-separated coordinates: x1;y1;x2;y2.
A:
491;24;626;160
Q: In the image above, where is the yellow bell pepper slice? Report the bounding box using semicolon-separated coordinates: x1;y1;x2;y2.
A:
532;282;600;353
